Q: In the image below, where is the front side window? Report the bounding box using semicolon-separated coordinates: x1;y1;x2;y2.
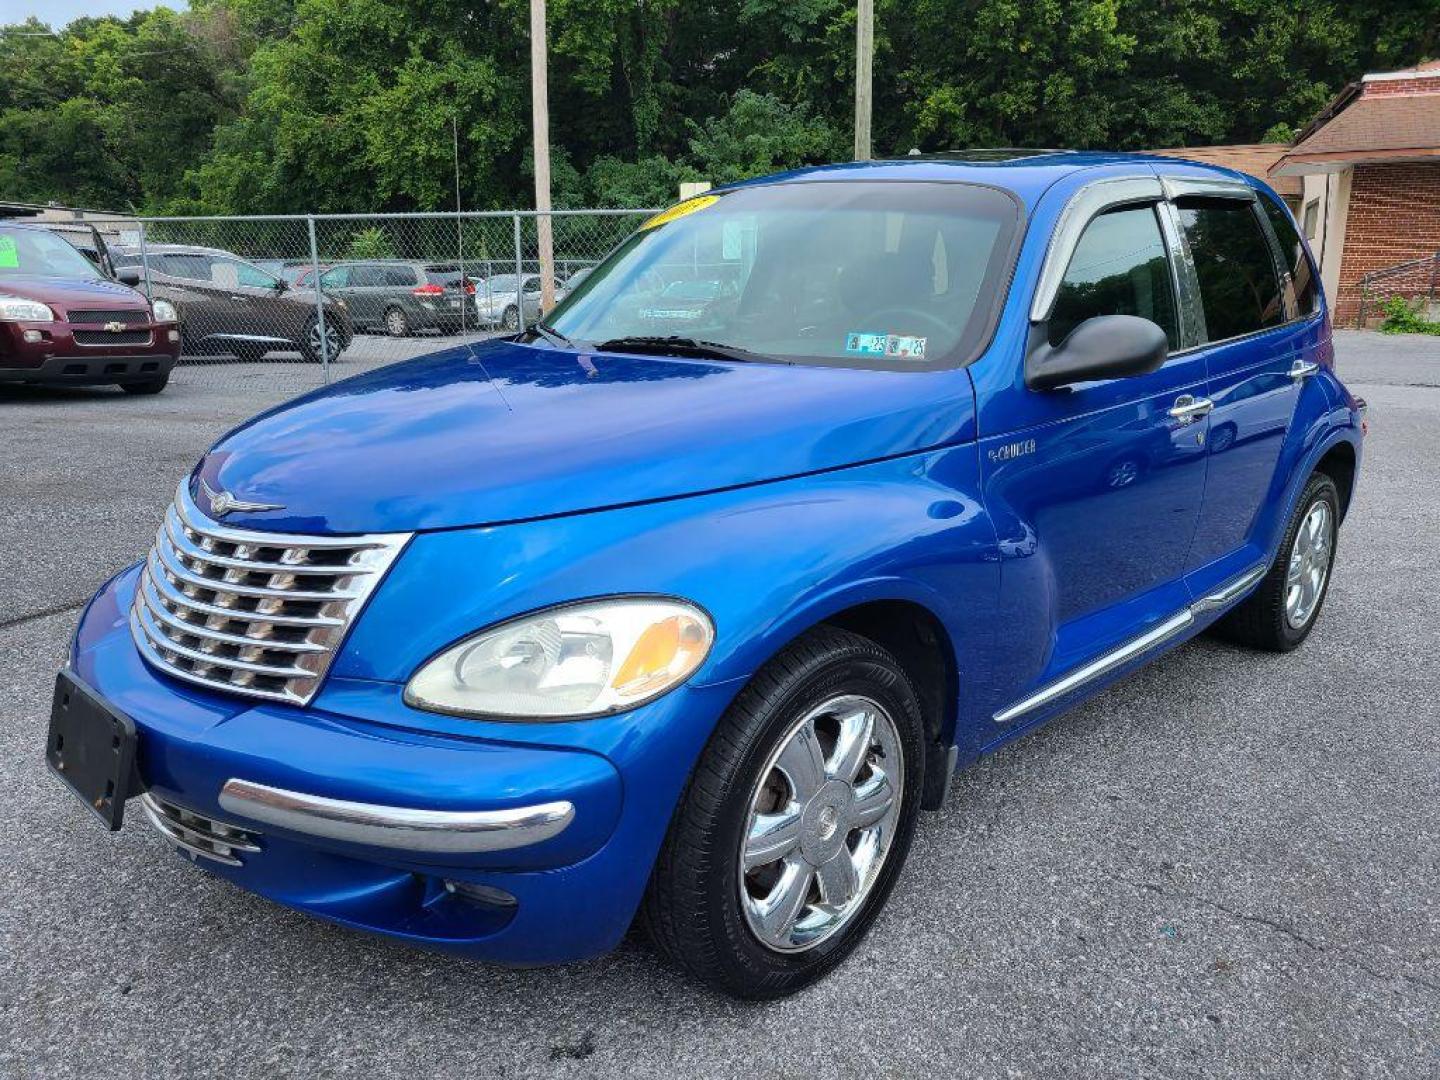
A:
1176;197;1284;342
1259;196;1319;318
547;181;1021;369
0;228;101;279
1047;205;1179;349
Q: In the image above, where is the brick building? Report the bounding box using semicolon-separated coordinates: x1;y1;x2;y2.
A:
1272;61;1440;325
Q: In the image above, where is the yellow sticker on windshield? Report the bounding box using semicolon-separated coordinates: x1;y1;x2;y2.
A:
640;195;720;231
0;236;18;269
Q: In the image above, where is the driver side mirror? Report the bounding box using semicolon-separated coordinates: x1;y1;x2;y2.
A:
1026;314;1168;391
115;266;143;287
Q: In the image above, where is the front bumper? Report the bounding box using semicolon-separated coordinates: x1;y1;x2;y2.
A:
68;565;739;965
0;320;179;385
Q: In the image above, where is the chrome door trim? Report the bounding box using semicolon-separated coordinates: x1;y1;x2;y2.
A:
1030;176;1167;323
1289;358;1320;381
1189;563;1267;615
992;609;1194;725
218;778;575;854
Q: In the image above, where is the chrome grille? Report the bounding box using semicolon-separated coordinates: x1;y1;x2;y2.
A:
130;482;408;705
139;791;260;866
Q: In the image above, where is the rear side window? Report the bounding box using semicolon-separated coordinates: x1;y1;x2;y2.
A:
385;266;419;286
1048;205;1179;349
1258;196;1319;318
1176;198;1284;341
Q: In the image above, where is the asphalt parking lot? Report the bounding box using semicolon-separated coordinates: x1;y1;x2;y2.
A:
1;331;1436;1078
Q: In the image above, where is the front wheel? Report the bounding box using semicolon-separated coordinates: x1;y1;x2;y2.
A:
642;626;924;999
302;317;345;364
501;305;520;332
1212;472;1340;651
384;307;410;337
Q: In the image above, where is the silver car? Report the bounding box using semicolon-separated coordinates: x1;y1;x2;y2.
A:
474;274;566;330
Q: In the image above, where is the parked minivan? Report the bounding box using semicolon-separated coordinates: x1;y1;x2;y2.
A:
0;223;178;393
50;152;1363;998
319;261;476;337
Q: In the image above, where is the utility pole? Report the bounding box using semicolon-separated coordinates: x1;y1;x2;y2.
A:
854;0;874;160
530;0;556;314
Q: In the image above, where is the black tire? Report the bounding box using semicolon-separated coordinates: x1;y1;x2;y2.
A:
502;305;520;332
1211;472;1340;652
642;625;925;999
120;374;169;395
302;317;345;364
384;307;410;337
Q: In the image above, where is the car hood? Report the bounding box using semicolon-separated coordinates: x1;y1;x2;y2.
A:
194;339;976;534
0;275;148;311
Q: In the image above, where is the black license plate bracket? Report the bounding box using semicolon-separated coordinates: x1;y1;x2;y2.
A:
46;671;138;830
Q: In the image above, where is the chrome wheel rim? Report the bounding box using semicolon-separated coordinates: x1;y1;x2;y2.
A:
738;694;903;954
386;310;406;335
1285;499;1333;629
309;321;340;358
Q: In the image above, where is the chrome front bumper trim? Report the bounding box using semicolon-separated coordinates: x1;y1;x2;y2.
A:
217;779;575;855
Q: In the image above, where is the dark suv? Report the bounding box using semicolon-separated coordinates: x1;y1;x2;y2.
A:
112;246;351;363
318;261;475;337
0;223;178;394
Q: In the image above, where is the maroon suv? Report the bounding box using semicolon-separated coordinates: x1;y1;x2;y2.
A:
0;223;179;394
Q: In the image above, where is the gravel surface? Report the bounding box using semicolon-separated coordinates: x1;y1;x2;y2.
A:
1;330;1436;1078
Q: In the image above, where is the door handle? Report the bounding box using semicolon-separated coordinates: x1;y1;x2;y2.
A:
1168;394;1214;423
1289;358;1320;381
229;295;246;302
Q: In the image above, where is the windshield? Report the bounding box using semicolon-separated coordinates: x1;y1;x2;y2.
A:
547;181;1020;369
0;228;102;279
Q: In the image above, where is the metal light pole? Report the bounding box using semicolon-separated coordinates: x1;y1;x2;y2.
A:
530;0;556;314
854;0;874;161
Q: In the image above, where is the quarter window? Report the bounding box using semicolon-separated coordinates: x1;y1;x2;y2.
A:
1259;196;1319;318
1175;198;1285;341
1048;205;1179;349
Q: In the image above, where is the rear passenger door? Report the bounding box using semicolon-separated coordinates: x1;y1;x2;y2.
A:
1168;184;1330;594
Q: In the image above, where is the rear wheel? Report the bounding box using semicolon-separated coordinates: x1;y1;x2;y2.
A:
1211;472;1340;651
502;305;520;332
120;374;169;395
642;626;924;999
384;307;410;337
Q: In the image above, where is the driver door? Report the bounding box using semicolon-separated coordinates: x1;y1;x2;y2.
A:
977;199;1211;725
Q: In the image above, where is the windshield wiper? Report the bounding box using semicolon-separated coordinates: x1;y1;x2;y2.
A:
595;335;781;364
525;321;577;349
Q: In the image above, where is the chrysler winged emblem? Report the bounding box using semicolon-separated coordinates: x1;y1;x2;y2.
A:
104;321;126;333
200;478;284;517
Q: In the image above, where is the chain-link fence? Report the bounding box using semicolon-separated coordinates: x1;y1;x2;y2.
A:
75;209;655;396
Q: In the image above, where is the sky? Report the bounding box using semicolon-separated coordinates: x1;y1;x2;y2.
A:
1;1;182;27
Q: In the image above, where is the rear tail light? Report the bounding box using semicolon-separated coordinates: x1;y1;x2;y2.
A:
413;284;445;296
463;281;476;295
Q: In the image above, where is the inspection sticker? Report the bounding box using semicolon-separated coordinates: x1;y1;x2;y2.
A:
845;332;888;356
885;334;927;360
0;236;18;269
640;195;720;231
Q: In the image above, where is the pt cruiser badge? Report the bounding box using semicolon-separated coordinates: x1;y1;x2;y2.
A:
48;151;1363;999
200;479;284;517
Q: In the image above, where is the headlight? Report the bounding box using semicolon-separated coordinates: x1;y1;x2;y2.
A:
151;298;178;322
404;598;714;720
0;296;53;321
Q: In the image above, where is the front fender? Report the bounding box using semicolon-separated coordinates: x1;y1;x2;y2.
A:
332;444;999;756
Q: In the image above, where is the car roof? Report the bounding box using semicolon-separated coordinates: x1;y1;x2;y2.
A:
718;150;1271;208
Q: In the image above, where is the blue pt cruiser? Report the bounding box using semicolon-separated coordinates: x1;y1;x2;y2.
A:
51;151;1364;998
